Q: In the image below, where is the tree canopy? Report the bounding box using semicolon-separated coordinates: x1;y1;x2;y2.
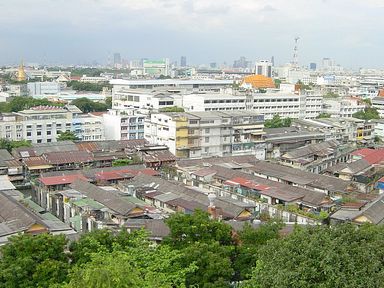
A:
264;115;292;128
5;212;383;288
0;96;63;113
71;97;109;113
0;139;31;152
353;107;380;120
67;81;111;92
57;131;80;141
242;224;384;288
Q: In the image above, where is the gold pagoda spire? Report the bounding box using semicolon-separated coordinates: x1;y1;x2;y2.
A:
17;60;27;81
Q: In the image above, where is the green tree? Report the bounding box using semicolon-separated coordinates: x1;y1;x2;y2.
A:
264;115;292;128
316;112;332;119
159;106;185;112
0;138;31;152
71;97;109;113
0;233;70;288
105;96;112;109
242;224;384;288
0;96;63;113
57;131;79;141
233;221;283;282
164;210;233;248
353;107;380;120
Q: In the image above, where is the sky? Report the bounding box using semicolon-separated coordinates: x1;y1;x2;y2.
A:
0;0;383;68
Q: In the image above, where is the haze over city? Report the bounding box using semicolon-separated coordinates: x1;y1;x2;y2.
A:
1;0;383;67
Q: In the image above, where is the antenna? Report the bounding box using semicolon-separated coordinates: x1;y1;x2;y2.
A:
292;36;300;69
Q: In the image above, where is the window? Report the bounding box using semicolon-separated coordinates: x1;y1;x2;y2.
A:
205;137;209;143
37;131;42;136
27;132;31;137
47;131;51;135
37;139;42;143
205;128;210;133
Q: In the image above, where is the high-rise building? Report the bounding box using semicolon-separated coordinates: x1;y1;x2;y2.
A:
233;56;250;69
309;63;317;71
180;56;187;67
255;60;272;78
113;53;121;66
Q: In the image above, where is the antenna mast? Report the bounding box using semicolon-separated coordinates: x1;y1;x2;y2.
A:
292;36;300;69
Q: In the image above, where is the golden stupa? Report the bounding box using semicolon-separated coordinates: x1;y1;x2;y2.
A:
17;61;27;81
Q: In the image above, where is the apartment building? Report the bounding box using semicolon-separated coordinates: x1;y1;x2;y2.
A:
72;112;105;141
145;111;265;159
0;105;104;143
323;97;365;118
103;109;145;140
110;79;233;92
27;82;61;97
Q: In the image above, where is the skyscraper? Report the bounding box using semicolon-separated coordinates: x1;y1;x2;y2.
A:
180;56;187;67
113;53;121;66
255;60;272;77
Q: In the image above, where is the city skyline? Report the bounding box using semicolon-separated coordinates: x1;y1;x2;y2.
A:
0;0;383;68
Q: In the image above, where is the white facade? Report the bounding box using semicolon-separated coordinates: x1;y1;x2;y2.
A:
0;106;104;143
103;109;145;140
72;113;104;141
372;97;384;118
28;82;61;97
80;75;109;83
323;97;366;118
255;60;272;77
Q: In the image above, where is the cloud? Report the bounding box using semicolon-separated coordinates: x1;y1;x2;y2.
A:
0;0;383;67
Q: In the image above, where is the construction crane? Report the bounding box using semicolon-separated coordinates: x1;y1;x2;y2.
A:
292;37;300;69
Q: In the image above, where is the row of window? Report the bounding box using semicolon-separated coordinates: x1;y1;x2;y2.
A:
254;98;299;102
204;99;245;104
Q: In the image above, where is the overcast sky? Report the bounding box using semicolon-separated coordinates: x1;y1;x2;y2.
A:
0;0;383;68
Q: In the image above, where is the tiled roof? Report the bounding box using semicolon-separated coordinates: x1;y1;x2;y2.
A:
224;177;270;191
242;75;275;89
44;150;93;165
39;174;90;186
351;148;376;158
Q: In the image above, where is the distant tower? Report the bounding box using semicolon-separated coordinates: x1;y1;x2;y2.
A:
271;56;275;67
292;37;300;69
180;56;187;67
113;53;121;67
17;61;27;81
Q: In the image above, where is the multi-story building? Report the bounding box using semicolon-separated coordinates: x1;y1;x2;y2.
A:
27;82;61;97
0;105;105;143
143;59;170;77
323;97;366;118
110;79;233;92
72;112;105;141
103;109;145;140
145;111;265;159
255;60;272;77
6;84;28;97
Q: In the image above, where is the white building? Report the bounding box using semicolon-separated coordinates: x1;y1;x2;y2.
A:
255;60;272;77
103;109;145;140
80;75;109;83
72;112;105;141
27;82;61;97
323;97;366;118
0;105;104;143
145;111;266;159
143;59;170;76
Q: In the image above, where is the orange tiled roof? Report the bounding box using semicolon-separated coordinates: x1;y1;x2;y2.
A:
378;89;384;97
242;75;275;89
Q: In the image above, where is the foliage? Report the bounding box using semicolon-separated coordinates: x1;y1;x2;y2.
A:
0;233;70;288
71;97;109;113
316;112;332;118
353;107;380;120
274;79;282;88
67;81;111;92
67;229;194;288
242;224;384;288
233;221;283;281
105;96;112;109
164;210;233;248
374;135;382;144
323;91;339;98
0;138;31;152
112;159;133;167
264;115;292;128
57;131;79;141
0;96;63;113
159;106;185;112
